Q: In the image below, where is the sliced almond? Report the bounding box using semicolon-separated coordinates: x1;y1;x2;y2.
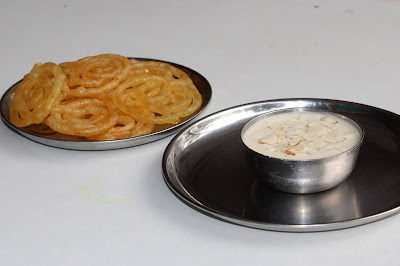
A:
320;116;338;124
290;135;306;146
308;121;333;129
292;142;306;151
321;130;346;143
278;144;290;152
307;125;329;136
278;124;291;131
282;149;295;156
277;135;287;144
258;134;278;145
307;121;320;127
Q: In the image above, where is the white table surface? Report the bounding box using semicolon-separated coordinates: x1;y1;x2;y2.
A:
1;0;400;265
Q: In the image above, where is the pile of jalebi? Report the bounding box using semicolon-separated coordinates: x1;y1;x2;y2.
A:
9;54;202;140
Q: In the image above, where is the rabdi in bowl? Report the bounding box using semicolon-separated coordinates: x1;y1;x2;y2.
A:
241;108;364;194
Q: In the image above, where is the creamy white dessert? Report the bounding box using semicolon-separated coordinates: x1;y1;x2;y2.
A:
242;111;361;160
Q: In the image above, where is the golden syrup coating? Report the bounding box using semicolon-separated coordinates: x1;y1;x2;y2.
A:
10;54;203;141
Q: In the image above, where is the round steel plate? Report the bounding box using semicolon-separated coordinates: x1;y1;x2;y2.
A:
162;98;400;232
0;57;212;150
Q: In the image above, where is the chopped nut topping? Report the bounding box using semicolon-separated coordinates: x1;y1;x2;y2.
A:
321;130;346;143
282;150;296;156
258;134;278;144
292;142;306;151
320;116;338;124
307;125;329;136
243;112;361;160
290;135;306;146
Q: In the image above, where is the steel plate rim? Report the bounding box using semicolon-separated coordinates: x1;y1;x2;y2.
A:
0;57;212;150
163;177;400;232
162;98;400;232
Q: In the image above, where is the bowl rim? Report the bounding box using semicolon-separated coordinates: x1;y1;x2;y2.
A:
240;107;365;163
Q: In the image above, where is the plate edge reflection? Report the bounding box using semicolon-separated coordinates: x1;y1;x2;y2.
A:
161;98;400;232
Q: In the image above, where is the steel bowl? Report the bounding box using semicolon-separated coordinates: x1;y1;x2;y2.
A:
241;108;365;194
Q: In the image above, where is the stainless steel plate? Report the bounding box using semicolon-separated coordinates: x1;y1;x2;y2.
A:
0;58;211;150
162;98;400;232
